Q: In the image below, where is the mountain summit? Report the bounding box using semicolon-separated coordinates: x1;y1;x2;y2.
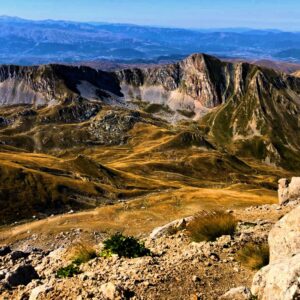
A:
0;54;299;169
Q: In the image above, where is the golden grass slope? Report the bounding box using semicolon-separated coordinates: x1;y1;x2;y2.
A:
0;119;291;225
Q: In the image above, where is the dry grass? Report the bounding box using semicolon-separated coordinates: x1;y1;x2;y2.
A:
0;186;277;246
0;120;286;245
236;243;270;270
187;211;237;242
67;242;97;264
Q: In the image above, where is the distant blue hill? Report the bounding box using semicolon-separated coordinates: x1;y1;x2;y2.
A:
0;16;299;65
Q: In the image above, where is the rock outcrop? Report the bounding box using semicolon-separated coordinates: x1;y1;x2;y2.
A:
251;204;300;299
278;177;300;205
268;204;300;262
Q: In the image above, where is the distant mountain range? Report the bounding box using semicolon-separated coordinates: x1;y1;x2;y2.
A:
1;16;300;65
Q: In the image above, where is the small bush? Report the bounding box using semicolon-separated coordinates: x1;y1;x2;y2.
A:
187;211;237;242
69;242;97;265
56;264;81;278
101;233;151;258
236;243;269;270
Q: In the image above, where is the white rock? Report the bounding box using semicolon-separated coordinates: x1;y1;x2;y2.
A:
278;177;300;205
149;216;194;240
251;253;300;300
220;286;253;300
268;205;300;263
29;284;53;300
251;204;300;299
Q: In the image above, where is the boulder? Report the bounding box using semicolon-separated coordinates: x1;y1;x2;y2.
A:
5;265;39;287
251;253;300;300
268;205;300;263
149;216;194;239
278;177;300;205
251;205;300;299
220;286;253;300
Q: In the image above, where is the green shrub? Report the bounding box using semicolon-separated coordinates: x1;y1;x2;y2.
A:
236;242;269;270
187;211;237;242
101;233;151;258
56;263;81;278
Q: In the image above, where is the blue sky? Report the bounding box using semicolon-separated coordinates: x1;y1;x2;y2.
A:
1;0;300;30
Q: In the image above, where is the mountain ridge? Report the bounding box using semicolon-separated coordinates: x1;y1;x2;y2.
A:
0;53;299;224
1;16;300;64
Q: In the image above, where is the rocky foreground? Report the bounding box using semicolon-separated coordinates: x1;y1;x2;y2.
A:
0;178;300;300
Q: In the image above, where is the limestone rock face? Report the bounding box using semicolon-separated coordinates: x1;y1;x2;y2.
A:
251;253;300;300
268;205;300;263
278;177;300;205
251;205;300;299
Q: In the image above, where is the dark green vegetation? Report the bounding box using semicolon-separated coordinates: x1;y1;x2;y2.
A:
101;233;151;258
236;243;270;270
187;211;237;242
56;264;81;278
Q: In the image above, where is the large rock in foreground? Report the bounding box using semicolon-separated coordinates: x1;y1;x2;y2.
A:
278;177;300;205
268;205;300;263
251;204;300;299
251;253;300;300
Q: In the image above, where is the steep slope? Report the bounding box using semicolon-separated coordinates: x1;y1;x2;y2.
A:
117;54;300;121
0;64;122;106
200;67;300;169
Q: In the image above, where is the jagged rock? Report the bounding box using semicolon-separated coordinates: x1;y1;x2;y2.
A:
5;265;39;287
149;216;194;239
220;286;253;300
0;246;11;257
278;177;300;205
251;253;300;300
268;205;300;263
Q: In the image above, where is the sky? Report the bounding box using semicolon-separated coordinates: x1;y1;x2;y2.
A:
1;0;300;30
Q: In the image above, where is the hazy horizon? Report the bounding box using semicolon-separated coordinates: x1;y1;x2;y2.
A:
1;0;300;31
0;15;299;33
